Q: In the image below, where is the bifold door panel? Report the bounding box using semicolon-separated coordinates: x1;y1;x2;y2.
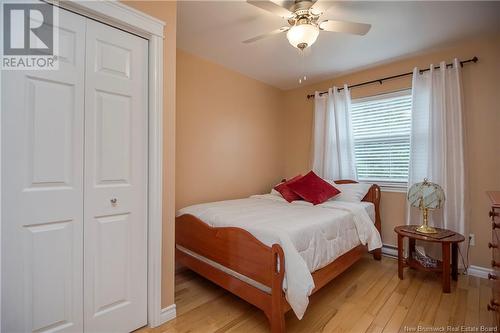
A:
1;9;86;333
83;18;148;333
2;5;148;333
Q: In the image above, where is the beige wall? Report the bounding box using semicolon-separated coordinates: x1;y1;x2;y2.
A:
282;33;500;267
176;49;285;209
123;1;177;308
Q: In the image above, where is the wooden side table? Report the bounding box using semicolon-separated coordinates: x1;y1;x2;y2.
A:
394;225;465;293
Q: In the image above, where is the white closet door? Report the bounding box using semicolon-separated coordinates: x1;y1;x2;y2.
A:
83;19;148;332
1;8;86;333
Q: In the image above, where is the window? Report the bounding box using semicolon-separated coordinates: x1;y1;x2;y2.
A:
351;90;412;188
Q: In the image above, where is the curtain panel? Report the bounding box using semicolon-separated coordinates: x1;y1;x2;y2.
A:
312;85;357;180
407;59;467;262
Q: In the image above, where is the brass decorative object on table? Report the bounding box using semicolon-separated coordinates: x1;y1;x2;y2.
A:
407;178;445;234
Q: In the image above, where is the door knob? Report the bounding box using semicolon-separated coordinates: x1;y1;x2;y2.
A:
488;299;500;312
487;303;497;311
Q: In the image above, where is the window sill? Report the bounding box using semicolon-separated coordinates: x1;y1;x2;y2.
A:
379;185;408;193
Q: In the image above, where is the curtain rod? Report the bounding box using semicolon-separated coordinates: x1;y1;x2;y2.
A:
306;56;478;99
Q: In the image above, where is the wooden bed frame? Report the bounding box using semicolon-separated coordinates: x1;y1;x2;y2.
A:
175;180;381;333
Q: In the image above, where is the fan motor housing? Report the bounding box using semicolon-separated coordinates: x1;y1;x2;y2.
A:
291;0;313;12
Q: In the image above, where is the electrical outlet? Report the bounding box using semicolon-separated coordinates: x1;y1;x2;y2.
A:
469;233;475;246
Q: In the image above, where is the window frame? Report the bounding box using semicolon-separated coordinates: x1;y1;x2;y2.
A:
351;89;412;192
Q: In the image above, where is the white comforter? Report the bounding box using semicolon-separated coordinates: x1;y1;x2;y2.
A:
177;194;382;319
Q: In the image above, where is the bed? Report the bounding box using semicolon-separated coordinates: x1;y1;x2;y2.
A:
175;180;382;333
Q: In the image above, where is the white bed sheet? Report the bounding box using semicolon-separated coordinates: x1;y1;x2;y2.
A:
177;194;382;319
360;201;375;222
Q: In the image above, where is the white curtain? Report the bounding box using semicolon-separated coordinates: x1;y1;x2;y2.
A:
312;85;357;180
407;59;467;259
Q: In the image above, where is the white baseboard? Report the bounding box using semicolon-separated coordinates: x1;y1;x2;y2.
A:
381;244;398;258
381;244;491;280
159;304;176;325
467;265;492;279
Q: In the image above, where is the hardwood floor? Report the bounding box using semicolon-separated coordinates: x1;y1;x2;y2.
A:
137;256;497;333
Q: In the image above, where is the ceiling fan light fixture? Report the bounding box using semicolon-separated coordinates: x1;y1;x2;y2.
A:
286;23;319;50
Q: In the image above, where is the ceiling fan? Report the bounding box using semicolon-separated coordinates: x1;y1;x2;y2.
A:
243;0;371;50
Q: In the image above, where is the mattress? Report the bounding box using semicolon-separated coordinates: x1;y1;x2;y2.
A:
359;201;376;222
177;194;382;319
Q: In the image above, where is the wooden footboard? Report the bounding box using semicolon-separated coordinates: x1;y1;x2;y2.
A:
176;214;286;332
176;182;381;333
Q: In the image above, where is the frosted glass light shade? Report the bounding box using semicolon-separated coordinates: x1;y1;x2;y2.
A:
408;179;445;210
286;23;319;49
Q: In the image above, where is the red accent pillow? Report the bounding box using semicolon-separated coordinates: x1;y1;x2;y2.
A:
287;171;341;205
274;175;303;202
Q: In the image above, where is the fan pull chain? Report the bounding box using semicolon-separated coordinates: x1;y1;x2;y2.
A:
298;47;311;84
298;47;309;84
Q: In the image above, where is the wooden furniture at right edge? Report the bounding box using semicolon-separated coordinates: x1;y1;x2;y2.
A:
486;191;500;326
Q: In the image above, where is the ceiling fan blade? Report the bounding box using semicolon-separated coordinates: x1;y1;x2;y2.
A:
310;0;335;15
242;26;290;44
246;0;293;18
319;20;371;35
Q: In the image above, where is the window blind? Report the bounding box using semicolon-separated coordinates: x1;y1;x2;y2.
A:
351;90;412;184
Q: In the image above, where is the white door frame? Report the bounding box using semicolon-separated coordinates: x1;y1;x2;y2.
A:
2;0;167;328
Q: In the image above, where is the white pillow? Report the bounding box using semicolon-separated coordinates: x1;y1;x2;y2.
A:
328;182;372;202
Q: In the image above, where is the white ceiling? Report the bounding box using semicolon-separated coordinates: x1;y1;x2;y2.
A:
177;1;500;90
